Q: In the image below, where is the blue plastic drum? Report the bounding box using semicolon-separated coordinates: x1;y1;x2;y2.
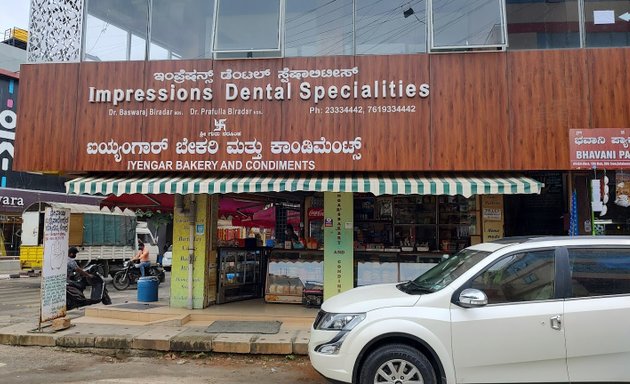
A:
137;276;159;302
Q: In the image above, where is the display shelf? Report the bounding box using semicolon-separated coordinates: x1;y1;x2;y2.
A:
217;247;265;304
355;251;442;286
266;250;324;304
353;195;477;254
435;196;479;251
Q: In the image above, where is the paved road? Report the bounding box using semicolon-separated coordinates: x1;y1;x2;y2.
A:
0;345;326;384
0;273;327;384
0;273;170;327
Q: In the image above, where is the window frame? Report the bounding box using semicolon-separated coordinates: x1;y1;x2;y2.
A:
427;0;508;52
212;0;284;58
452;246;564;306
564;245;630;299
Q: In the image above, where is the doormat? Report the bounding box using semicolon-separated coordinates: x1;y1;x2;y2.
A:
111;303;165;310
205;320;282;334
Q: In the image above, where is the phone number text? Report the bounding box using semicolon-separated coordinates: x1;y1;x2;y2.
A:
309;105;417;114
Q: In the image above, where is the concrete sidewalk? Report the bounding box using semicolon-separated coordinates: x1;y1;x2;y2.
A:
0;299;318;355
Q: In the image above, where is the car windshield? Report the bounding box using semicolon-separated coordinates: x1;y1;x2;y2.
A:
399;248;491;294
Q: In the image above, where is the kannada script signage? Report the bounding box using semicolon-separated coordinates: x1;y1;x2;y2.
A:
17;55;436;172
570;129;630;169
85;63;429;172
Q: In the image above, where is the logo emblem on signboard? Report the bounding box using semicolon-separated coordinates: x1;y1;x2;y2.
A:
213;118;227;132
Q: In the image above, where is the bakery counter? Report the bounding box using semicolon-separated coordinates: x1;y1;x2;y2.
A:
265;249;444;303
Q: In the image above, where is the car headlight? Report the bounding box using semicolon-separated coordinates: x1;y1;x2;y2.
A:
313;312;365;355
315;312;365;331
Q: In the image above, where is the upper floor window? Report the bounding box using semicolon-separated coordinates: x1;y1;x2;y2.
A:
430;0;507;50
506;0;580;50
584;0;630;47
355;0;427;54
83;0;149;61
150;0;215;60
79;0;630;61
285;0;353;57
214;0;282;58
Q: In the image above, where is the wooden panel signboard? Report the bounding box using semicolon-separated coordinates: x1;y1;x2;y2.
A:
13;49;630;173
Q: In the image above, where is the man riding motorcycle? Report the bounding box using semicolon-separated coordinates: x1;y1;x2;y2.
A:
131;241;151;277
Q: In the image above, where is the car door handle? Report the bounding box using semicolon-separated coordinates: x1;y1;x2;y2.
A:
550;315;562;331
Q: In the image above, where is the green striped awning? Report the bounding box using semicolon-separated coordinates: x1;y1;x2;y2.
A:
66;173;543;198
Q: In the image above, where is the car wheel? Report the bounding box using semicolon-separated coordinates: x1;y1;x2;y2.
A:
359;344;436;384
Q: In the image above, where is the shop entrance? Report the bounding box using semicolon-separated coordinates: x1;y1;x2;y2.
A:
66;173;545;308
215;195;308;304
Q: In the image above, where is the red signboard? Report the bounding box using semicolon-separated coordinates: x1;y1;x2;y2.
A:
570;129;630;169
307;207;324;219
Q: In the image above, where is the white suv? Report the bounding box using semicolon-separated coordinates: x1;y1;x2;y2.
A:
309;236;630;384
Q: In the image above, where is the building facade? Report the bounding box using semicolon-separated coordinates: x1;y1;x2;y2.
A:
13;0;630;306
1;26;104;257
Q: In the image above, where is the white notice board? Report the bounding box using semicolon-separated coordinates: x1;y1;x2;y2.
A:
40;207;70;323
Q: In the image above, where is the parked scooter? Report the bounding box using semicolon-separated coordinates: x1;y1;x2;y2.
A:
66;264;112;310
112;260;165;290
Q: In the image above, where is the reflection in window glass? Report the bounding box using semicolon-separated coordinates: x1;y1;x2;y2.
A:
506;0;579;50
356;0;426;54
130;34;146;60
215;0;281;52
151;0;215;60
568;248;630;297
84;15;128;61
584;0;630;47
285;0;353;57
84;0;149;61
471;250;555;304
431;0;506;48
150;43;169;60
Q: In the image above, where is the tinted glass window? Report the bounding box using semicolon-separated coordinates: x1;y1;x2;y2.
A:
506;0;580;50
84;0;149;61
568;248;630;297
137;234;156;246
355;0;427;55
215;0;281;52
151;0;215;60
410;248;490;292
431;0;506;48
584;0;630;47
285;0;353;57
471;249;555;303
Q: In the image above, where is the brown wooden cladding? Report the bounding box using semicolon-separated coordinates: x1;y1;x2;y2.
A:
13;48;630;173
431;53;510;170
508;50;590;170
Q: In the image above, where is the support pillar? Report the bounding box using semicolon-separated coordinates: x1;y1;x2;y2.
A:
170;194;216;309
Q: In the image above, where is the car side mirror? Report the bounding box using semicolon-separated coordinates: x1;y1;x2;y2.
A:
458;288;488;308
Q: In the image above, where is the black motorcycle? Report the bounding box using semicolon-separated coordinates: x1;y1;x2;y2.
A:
112;260;165;290
67;264;112;310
